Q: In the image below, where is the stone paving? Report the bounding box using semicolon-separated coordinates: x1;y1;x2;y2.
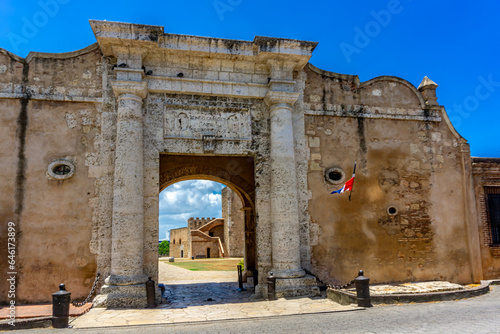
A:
69;261;357;328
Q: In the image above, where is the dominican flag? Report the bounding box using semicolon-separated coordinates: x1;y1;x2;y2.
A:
331;161;356;201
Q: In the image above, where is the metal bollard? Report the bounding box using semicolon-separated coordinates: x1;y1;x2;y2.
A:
146;277;156;308
253;268;258;288
52;283;71;328
354;270;372;307
237;265;246;291
267;272;276;300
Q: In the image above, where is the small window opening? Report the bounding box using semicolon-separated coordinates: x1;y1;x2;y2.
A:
325;167;345;185
328;171;342;181
53;164;71;175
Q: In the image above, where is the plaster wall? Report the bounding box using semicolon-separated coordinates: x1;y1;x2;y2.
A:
0;46;102;303
303;65;478;285
1;20;495;305
169;227;188;258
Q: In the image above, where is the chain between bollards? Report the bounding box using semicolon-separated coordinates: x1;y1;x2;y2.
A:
327;270;359;290
71;273;101;307
53;273;101;328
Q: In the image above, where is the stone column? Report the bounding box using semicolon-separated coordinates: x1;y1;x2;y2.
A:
95;81;148;308
265;91;305;279
107;91;147;285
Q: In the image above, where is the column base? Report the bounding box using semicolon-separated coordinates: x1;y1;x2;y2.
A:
255;275;320;298
93;284;147;308
271;268;305;279
105;273;148;285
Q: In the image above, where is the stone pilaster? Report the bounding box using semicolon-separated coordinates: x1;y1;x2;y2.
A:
265;91;304;279
94;80;148;308
263;90;320;297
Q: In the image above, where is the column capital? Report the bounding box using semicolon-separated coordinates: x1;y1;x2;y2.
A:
264;90;300;108
110;80;148;100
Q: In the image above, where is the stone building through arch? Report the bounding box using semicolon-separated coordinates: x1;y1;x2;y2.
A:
159;154;256;277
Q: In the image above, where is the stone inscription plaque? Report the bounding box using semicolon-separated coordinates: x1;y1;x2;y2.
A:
164;108;251;140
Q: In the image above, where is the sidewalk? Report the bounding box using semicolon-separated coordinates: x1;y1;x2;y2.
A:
2;261;497;330
71;260;358;328
70;295;358;328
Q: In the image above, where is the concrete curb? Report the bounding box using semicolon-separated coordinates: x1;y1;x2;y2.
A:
0;316;53;331
327;279;500;305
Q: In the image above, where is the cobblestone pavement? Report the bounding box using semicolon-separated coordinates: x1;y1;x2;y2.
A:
67;261;355;328
12;285;500;333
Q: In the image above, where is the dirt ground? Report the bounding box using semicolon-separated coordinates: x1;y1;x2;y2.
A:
158;258;240;284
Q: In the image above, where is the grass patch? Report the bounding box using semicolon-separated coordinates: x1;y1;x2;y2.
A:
161;258;242;271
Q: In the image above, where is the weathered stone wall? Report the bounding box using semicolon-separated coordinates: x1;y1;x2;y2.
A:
472;158;500;279
1;20;494;305
0;45;103;303
209;225;224;242
169;227;188;258
303;64;480;285
191;237;220;258
222;187;245;257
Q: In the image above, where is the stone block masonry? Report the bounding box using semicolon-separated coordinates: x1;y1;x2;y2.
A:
0;19;496;307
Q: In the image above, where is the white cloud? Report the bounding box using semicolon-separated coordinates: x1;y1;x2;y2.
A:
158;180;225;241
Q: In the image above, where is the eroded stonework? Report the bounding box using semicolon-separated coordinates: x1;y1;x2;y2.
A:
0;20;497;307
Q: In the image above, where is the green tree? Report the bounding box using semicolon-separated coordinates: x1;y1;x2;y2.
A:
159;240;170;256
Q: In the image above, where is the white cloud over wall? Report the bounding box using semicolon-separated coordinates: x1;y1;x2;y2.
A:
159;180;225;241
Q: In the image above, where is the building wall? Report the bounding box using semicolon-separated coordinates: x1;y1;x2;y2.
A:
303;65;480;285
169;227;187;258
191;236;219;259
0;45;102;303
1;22;498;305
209;225;224;242
222;187;245;257
472;158;500;279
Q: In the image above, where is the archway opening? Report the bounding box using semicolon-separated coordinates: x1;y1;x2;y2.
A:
157;154;256;305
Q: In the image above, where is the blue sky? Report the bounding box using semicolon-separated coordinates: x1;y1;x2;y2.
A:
1;0;498;156
159;180;224;241
2;1;499;238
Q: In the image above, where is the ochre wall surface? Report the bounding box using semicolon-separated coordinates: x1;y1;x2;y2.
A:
169;227;188;258
0;46;102;303
191;237;220;258
1;23;497;305
222;187;245;258
303;65;477;285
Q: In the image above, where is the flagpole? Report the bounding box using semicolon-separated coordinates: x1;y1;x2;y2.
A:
349;161;357;202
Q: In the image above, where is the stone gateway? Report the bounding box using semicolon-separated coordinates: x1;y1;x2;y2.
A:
0;20;499;307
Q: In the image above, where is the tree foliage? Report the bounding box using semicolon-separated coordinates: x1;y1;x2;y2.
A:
159;240;170;256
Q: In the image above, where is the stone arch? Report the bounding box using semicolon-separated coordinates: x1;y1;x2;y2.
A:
160;154;255;208
159;154;256;274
